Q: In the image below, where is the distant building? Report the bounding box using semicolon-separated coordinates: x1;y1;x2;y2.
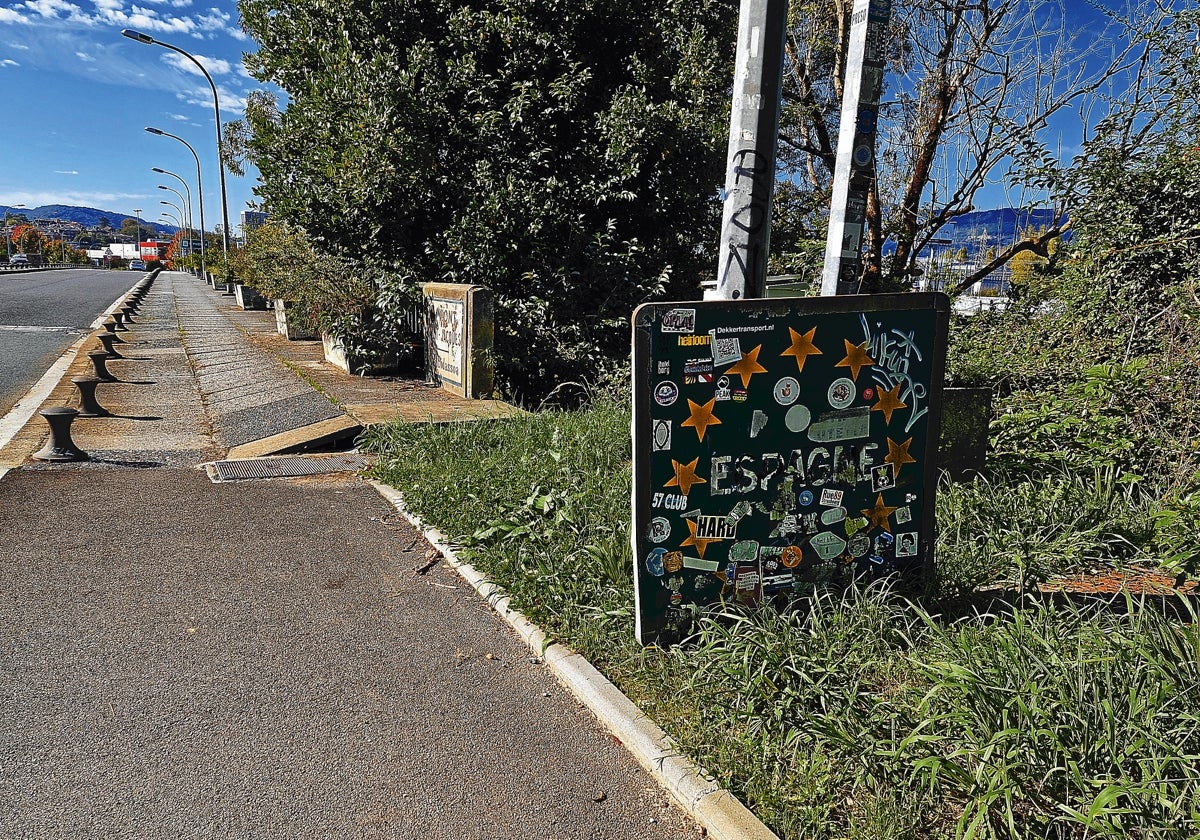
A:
241;211;268;233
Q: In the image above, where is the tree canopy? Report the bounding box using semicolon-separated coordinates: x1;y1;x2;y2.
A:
237;0;734;400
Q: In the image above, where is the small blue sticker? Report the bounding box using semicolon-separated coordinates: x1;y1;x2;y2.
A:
646;547;667;576
798;490;814;507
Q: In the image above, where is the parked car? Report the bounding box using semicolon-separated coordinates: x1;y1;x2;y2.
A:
129;259;146;271
9;253;29;265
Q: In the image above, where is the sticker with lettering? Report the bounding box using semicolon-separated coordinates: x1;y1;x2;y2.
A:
661;308;696;333
811;531;848;560
657;359;672;375
654;381;679;407
820;488;844;506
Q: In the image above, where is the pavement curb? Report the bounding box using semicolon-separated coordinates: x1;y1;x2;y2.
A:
368;480;780;840
0;274;151;479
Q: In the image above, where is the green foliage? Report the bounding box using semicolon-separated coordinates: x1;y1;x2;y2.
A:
238;0;734;401
233;220;418;367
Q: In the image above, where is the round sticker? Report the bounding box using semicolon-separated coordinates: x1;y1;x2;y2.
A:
773;376;800;406
648;517;671;544
862;387;875;400
827;377;855;409
780;545;803;569
798;490;814;507
852;144;873;167
847;531;870;558
654;381;679;407
645;547;667;576
784;404;811;433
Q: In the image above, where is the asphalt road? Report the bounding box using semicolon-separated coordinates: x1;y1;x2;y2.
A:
0;268;141;413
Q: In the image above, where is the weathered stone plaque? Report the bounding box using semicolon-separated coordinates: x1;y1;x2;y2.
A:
632;293;950;644
422;283;494;399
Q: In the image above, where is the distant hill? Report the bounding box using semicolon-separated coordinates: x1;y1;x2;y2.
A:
919;207;1068;257
1;204;176;236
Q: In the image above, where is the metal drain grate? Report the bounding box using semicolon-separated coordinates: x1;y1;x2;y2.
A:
205;453;371;482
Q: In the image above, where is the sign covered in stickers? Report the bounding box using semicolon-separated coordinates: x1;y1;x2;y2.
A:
631;294;950;644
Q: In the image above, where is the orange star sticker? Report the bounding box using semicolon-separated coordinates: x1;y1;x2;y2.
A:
780;327;822;373
679;517;719;559
834;339;875;381
725;345;768;388
664;458;706;496
681;398;721;441
871;383;907;425
885;437;917;477
861;493;898;532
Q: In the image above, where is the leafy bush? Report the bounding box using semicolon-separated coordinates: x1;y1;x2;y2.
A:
239;0;734;402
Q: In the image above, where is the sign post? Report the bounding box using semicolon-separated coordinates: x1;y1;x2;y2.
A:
821;0;894;296
707;0;791;302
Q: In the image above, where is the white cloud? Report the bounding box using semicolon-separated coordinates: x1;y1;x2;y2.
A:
0;59;18;67
0;8;28;23
168;112;189;120
54;170;80;175
162;50;231;77
0;190;148;208
8;43;31;50
75;51;94;62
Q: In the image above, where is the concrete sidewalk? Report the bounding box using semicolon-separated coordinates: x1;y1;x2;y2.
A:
0;272;707;839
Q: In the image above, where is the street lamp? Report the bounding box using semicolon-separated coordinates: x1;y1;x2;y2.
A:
133;208;142;262
122;28;231;288
146;127;207;280
158;186;188;227
153;167;195;266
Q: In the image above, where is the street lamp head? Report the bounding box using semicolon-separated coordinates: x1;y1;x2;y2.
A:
121;29;155;45
157;185;170;191
152;167;166;174
145;127;164;136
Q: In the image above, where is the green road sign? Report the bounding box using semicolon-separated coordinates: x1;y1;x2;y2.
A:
632;293;950;644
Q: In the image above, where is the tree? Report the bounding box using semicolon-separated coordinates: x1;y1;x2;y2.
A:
236;0;734;400
772;0;1192;291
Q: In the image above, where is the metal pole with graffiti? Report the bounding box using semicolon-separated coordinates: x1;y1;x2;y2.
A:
707;0;790;302
821;0;893;296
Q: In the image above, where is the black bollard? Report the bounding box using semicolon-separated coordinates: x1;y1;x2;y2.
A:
32;407;89;462
112;311;128;331
87;350;116;381
97;333;124;358
101;321;125;343
120;306;136;324
72;376;110;417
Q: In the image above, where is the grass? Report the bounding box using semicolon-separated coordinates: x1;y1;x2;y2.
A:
361;400;1200;839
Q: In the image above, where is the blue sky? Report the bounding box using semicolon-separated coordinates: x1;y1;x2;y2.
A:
0;0;260;231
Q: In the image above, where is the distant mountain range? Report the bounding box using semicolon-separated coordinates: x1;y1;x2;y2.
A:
4;203;1060;252
933;207;1067;255
2;204;176;236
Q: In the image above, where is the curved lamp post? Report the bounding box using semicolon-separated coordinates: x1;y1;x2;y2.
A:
153;167;195;266
156;182;190;231
145;127;207;280
158;212;183;261
133;208;143;262
123;28;230;287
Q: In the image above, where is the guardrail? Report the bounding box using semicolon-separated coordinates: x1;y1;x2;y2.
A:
0;262;103;273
